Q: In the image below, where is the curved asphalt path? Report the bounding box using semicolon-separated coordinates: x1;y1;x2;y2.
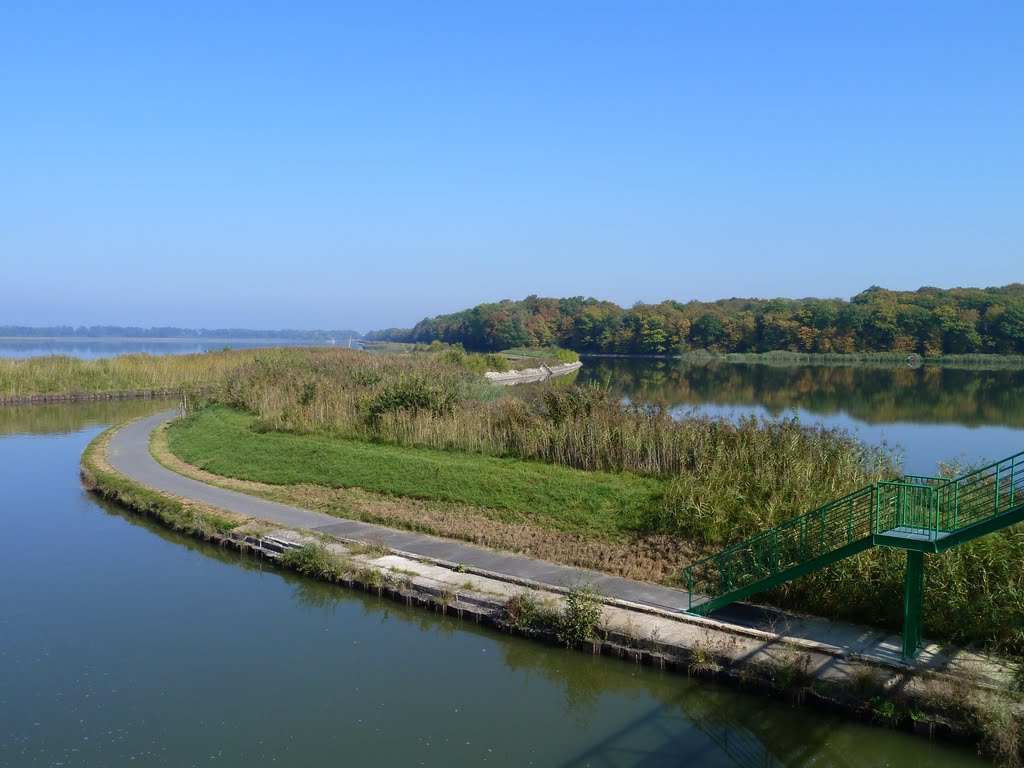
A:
108;410;697;613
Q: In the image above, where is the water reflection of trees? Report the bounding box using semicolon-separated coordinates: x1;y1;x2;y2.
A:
0;399;174;436
578;360;1024;428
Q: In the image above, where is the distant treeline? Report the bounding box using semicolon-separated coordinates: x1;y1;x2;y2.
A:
366;285;1024;356
0;326;362;341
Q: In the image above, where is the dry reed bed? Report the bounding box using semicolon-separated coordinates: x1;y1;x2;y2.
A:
0;348;275;396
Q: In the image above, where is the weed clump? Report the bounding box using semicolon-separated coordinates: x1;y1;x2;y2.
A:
556;585;604;648
504;591;555;633
280;544;351;581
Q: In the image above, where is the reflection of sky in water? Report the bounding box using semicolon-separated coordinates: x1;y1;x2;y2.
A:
672;402;1023;476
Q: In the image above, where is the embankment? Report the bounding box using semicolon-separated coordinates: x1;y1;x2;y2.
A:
79;416;1024;763
485;360;583;384
1;388;187;406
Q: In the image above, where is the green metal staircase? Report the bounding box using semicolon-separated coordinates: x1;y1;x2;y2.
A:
682;450;1024;659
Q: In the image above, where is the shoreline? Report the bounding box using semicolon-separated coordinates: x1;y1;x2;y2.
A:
484;360;583;384
78;414;1024;761
579;351;1024;370
0;388;187;406
0;336;347;343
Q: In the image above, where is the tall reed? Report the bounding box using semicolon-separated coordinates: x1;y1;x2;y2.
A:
0;348;269;396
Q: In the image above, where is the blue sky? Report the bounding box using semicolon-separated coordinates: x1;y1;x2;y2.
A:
1;2;1021;331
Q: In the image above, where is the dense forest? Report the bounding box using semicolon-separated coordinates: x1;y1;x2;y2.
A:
367;285;1024;355
0;326;362;341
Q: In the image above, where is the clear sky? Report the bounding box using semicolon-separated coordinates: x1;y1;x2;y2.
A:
1;2;1021;332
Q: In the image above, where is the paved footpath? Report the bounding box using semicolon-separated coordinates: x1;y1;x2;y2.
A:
108;410;960;669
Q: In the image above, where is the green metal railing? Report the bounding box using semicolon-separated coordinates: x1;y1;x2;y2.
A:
682;449;1024;615
890;451;1023;539
684;485;877;611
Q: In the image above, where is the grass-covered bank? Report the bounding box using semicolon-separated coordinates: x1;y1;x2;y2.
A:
81;422;247;539
168;406;664;538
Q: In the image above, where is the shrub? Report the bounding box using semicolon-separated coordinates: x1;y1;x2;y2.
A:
556;585;604;647
280;544;350;581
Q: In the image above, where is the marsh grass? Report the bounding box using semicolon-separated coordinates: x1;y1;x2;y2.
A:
0;348;270;397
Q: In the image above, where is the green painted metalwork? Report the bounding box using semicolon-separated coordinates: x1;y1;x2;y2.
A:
903;551;925;659
682;449;1024;659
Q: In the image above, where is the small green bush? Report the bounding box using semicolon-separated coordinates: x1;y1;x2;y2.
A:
280;544;349;581
557;585;603;647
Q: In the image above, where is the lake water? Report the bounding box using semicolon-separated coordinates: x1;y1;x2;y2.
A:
577;357;1024;476
0;401;988;766
0;338;360;360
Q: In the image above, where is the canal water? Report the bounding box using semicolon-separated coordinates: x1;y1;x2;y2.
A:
0;401;990;766
577;357;1024;476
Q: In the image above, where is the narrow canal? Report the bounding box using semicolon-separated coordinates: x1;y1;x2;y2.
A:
0;401;988;766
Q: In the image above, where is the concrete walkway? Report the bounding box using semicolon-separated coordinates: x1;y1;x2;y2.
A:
107;410;964;671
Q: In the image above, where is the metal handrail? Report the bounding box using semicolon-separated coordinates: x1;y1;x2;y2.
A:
683;485;875;610
682;450;1024;611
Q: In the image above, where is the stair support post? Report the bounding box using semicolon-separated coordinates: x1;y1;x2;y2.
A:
902;550;925;660
1010;456;1016;508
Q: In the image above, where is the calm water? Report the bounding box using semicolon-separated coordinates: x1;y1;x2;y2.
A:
0;338;359;360
577;358;1024;476
0;401;987;767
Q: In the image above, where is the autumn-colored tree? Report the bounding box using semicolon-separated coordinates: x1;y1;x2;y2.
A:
375;284;1024;355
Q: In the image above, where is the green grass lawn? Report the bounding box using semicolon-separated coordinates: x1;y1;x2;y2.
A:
167;406;665;538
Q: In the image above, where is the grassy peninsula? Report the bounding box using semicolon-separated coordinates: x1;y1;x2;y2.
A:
160;347;1024;652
